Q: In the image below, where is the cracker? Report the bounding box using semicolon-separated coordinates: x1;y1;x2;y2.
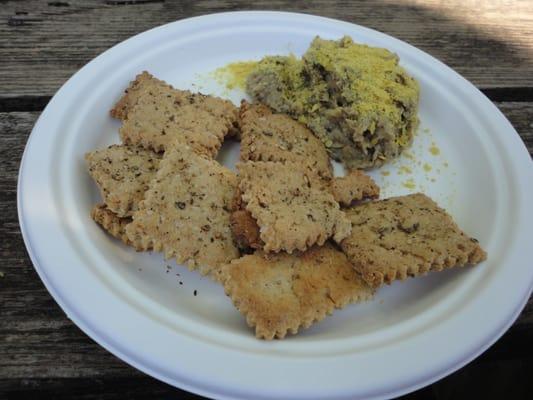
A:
91;204;146;251
111;71;238;123
110;71;174;120
112;72;238;157
340;193;487;287
240;101;332;179
85;144;162;217
126;145;240;276
237;161;351;253
221;243;374;340
120;102;230;157
330;170;380;206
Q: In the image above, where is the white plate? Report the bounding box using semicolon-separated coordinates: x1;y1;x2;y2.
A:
18;11;533;400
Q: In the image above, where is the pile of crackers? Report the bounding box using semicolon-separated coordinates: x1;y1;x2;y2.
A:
86;72;487;340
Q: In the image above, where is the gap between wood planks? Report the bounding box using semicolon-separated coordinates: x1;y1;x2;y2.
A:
1;87;533;113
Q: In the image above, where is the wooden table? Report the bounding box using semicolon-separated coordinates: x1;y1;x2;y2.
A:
1;1;532;399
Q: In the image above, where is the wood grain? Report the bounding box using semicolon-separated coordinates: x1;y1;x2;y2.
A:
1;0;533;99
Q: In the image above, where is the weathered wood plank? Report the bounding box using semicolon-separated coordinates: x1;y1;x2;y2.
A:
497;102;533;154
0;328;531;399
1;0;532;99
0;377;200;400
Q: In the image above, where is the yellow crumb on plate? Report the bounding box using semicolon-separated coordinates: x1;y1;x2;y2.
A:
211;61;259;90
402;179;416;189
398;165;412;174
429;144;440;156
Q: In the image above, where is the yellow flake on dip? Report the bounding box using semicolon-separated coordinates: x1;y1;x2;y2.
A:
423;163;432;172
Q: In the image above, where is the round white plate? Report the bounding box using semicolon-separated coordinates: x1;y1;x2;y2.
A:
18;11;533;400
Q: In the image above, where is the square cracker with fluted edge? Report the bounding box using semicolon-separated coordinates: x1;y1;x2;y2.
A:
220;243;374;340
240;101;332;180
112;72;238;157
91;204;147;251
86;144;162;218
237;161;351;253
126;145;240;276
340;193;487;288
111;71;238;124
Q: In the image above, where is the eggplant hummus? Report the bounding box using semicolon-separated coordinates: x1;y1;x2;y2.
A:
246;36;420;169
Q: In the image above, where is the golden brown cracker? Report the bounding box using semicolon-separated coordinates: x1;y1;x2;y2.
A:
119;102;228;157
240;102;332;179
126;145;240;276
112;72;238;157
237;161;351;253
110;71;173;120
91;204;146;251
85;144;162;217
221;243;374;340
111;71;238;122
330;170;380;206
340;193;487;287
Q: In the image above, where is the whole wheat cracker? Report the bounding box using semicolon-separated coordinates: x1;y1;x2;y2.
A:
110;71;174;120
112;72;239;157
220;243;374;340
237;161;351;253
120;102;229;157
91;204;147;251
111;71;238;124
85;144;162;217
239;101;332;179
330;170;380;206
340;193;487;288
126;145;240;276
